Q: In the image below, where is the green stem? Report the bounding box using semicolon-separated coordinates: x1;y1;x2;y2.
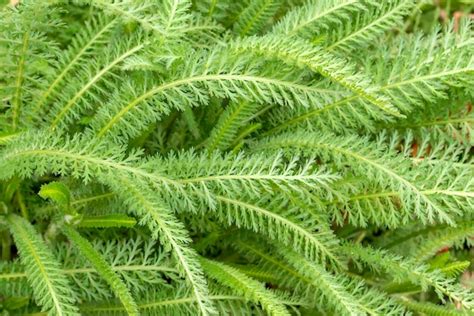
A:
16;190;28;220
1;230;11;261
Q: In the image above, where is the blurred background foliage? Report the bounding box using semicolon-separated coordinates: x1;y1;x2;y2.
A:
1;1;473;39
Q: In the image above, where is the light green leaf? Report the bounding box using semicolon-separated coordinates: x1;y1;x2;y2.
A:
39;182;71;209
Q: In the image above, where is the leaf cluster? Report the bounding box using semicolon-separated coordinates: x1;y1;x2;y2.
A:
0;0;472;315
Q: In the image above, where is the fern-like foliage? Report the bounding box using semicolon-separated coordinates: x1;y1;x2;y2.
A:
62;225;139;315
271;0;368;37
233;0;284;36
0;0;472;315
7;214;79;315
200;258;291;315
324;0;416;53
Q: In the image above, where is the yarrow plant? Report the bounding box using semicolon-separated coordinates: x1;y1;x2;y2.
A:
0;0;473;315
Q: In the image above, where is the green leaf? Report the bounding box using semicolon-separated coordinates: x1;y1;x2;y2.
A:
200;258;291;316
62;225;139;316
1;296;29;311
77;214;137;228
38;182;71;209
397;297;467;316
7;214;79;315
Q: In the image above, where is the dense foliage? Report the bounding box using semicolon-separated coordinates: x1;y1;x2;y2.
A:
0;0;473;315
